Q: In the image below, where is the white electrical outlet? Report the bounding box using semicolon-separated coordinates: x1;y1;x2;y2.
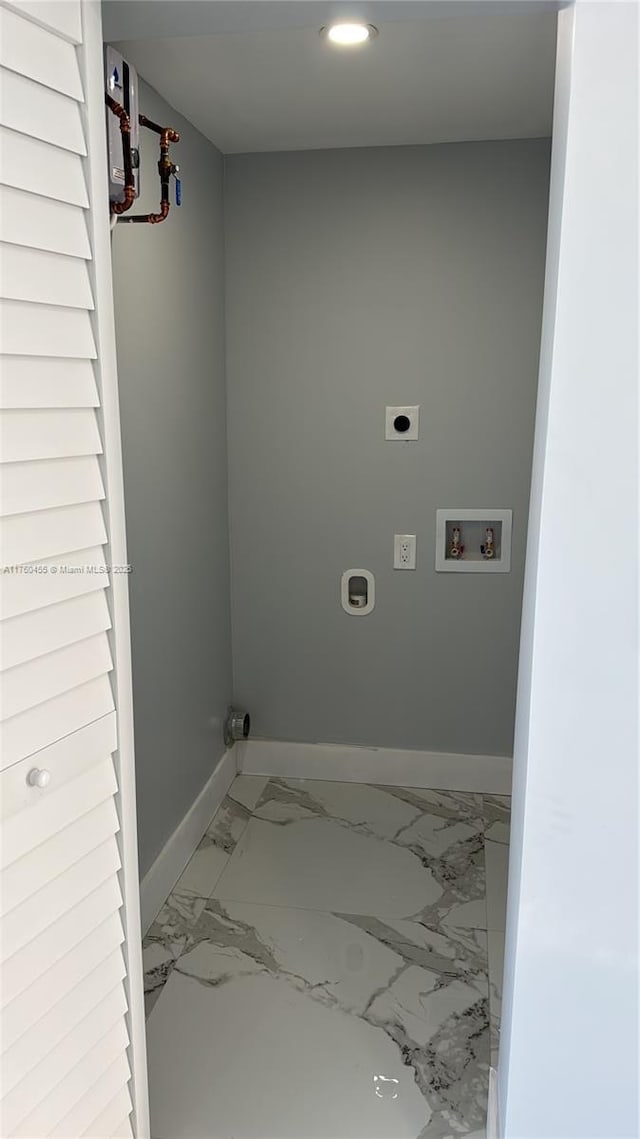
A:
394;534;417;569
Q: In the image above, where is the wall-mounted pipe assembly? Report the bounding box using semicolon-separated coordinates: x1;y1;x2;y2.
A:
105;97;180;225
105;47;180;226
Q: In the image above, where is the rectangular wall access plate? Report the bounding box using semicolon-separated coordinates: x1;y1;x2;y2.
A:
435;509;512;572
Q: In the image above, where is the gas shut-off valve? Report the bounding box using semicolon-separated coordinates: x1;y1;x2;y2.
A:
105;46;181;225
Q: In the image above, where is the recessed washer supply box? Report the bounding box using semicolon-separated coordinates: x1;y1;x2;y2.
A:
435;509;512;573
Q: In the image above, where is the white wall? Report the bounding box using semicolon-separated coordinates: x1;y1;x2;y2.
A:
500;3;639;1135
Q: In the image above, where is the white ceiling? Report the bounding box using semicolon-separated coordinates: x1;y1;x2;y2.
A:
110;5;557;155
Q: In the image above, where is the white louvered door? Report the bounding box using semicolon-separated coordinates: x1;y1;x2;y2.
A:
0;2;148;1136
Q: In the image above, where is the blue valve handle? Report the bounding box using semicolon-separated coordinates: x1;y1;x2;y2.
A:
175;177;181;206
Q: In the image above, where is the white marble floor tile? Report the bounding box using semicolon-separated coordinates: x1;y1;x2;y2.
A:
214;779;486;927
144;778;509;1136
254;780;483;839
142;941;175;1019
146;899;489;1139
484;840;509;931
143;892;207;1016
175;838;230;899
227;774;269;812
177;794;251;899
143;785;258;1012
481;795;511;846
487;929;505;1068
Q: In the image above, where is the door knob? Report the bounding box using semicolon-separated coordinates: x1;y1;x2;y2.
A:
27;768;51;788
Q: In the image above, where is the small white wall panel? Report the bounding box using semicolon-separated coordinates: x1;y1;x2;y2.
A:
0;455;105;516
1;589;111;668
0;299;96;357
0;69;86;153
0;243;94;308
0;356;98;408
0;126;88;205
0;6;83;97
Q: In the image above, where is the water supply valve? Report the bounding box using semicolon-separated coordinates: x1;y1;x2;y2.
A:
173;165;182;206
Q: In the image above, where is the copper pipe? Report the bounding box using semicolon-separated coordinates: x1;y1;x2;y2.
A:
113;185;136;215
105;94;136;214
122;200;170;225
119;116;180;225
139;114;180;146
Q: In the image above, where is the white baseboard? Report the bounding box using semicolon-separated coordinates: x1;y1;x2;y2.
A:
487;1066;500;1138
237;739;512;795
139;748;237;935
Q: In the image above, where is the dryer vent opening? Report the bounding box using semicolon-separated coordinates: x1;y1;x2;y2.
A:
224;708;251;747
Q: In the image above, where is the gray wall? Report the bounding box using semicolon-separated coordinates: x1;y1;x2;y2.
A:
225;140;550;757
112;80;232;877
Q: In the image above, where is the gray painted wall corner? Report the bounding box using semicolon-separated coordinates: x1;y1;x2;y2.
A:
111;79;232;877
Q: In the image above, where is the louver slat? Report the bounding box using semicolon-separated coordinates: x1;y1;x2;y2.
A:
0;70;86;154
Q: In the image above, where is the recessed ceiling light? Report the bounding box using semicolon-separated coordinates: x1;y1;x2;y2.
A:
320;22;378;46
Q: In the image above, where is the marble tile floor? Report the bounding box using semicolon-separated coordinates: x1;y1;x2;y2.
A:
143;776;510;1139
